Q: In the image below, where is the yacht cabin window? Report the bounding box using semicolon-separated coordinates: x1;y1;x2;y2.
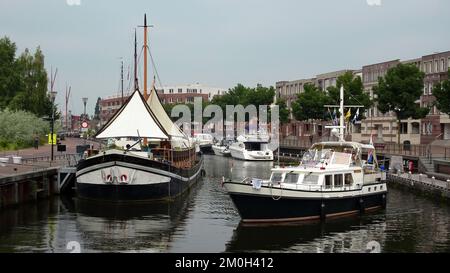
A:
303;174;320;185
334;174;343;188
345;173;353;186
270;173;283;183
284;173;299;183
325;175;332;189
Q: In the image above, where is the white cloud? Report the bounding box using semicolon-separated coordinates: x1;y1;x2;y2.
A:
366;0;382;6
66;0;81;6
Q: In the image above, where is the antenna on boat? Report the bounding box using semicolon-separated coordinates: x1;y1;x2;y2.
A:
121;58;124;103
324;86;363;142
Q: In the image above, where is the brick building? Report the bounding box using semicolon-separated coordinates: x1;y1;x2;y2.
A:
276;50;450;145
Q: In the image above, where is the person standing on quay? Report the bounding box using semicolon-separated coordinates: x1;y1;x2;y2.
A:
34;135;39;150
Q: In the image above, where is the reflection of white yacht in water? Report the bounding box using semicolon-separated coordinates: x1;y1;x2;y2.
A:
229;133;273;161
224;87;387;223
76;15;203;202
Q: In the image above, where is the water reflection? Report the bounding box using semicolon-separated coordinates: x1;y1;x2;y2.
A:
226;213;387;253
67;185;199;253
0;155;449;252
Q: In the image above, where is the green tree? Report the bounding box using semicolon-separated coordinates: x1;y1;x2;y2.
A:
374;63;428;144
0;109;49;150
211;83;275;117
327;71;372;121
245;84;275;108
432;70;450;115
9;47;52;117
292;83;332;122
94;97;101;119
275;98;290;125
0;37;21;109
212;84;248;110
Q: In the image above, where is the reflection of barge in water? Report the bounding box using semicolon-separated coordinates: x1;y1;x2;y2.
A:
65;187;197;252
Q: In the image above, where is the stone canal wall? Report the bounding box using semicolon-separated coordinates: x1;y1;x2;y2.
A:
387;173;450;202
0;168;59;209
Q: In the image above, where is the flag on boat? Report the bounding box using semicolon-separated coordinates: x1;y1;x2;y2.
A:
368;149;374;164
332;108;338;126
352;108;360;124
345;108;351;122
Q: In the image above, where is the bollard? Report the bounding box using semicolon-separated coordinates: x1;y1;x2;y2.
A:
447;179;450;191
431;176;435;187
419;173;423;183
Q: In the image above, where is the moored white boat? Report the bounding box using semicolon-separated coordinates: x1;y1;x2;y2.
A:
223;86;387;223
212;139;232;157
229;134;273;161
193;133;214;154
76;15;203;202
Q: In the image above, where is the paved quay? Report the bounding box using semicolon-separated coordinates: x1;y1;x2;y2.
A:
0;138;99;177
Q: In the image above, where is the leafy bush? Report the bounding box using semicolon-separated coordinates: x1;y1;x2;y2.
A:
0;109;49;150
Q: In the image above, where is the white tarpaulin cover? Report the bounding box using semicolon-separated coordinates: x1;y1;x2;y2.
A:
146;87;187;139
96;90;169;139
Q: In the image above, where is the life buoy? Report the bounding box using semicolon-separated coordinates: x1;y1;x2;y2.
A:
106;174;112;183
120;174;128;183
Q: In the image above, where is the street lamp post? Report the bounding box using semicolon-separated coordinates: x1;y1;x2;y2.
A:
82;97;88;144
50;91;57;162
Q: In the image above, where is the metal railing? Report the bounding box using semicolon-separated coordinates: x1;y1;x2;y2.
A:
280;139;450;160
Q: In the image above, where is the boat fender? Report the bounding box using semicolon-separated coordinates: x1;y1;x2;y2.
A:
359;198;365;214
320;203;326;220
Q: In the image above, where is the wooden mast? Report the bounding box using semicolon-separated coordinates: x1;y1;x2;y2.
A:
134;29;139;92
65;85;71;131
144;14;148;100
139;14;153;147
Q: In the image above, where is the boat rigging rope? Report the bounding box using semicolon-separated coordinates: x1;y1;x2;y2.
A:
146;46;164;89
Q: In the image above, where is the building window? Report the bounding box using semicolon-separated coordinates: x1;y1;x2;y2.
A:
441;59;445;72
435;60;439;72
400;123;408;134
411;122;420;134
178;88;182;93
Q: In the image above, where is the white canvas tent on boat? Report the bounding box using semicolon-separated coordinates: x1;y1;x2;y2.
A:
146;86;192;148
95;90;169;139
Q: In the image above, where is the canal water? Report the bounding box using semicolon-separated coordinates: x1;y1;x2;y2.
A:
0;155;449;253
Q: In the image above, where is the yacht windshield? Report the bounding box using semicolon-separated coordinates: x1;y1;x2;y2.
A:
270;173;283;183
301;148;332;165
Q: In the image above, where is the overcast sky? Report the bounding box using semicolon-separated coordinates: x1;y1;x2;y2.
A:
1;0;449;115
